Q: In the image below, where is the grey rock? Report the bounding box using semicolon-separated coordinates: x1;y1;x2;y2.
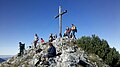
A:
0;38;109;67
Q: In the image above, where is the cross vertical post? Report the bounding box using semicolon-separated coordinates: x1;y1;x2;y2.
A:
59;6;62;37
55;6;67;37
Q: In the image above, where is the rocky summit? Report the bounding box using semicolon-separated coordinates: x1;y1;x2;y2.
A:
0;38;109;67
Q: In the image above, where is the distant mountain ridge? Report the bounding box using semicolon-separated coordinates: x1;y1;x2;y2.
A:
0;55;13;58
0;58;5;63
0;55;13;63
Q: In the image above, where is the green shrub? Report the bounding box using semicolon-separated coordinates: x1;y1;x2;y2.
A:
77;35;120;67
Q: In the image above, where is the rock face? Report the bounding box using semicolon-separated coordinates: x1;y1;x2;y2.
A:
0;38;109;67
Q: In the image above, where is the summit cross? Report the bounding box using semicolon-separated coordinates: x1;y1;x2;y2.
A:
55;6;67;37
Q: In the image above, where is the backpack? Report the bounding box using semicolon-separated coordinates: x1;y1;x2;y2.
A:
75;26;77;32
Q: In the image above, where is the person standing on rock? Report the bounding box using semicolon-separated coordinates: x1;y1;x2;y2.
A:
63;29;67;37
19;42;25;56
34;33;39;48
55;34;57;39
66;26;71;38
71;24;77;39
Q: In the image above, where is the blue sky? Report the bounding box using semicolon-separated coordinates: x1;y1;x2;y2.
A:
0;0;120;55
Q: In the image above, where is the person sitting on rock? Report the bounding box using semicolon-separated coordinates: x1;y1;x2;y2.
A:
40;38;44;43
53;34;57;40
49;34;54;42
46;42;56;58
35;43;57;66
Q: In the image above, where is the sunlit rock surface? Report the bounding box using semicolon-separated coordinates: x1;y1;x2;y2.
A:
0;38;109;67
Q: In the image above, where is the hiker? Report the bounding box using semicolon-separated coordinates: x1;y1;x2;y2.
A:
59;33;62;38
71;24;77;39
40;38;45;43
46;42;56;58
63;26;71;38
35;43;60;66
19;42;25;56
49;34;54;42
55;34;57;39
53;34;57;40
35;43;56;66
63;29;67;37
34;34;39;48
66;26;71;38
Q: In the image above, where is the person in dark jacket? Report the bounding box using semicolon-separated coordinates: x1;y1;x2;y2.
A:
49;34;54;42
19;42;25;56
34;34;39;48
46;43;56;58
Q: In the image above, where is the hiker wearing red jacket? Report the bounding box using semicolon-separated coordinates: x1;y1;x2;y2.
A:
40;38;44;43
66;26;71;38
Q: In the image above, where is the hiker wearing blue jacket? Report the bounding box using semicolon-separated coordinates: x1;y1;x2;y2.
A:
46;43;56;58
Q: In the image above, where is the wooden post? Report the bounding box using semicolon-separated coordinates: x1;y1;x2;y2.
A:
55;6;67;37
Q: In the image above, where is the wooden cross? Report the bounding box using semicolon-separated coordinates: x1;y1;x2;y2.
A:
55;6;67;37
